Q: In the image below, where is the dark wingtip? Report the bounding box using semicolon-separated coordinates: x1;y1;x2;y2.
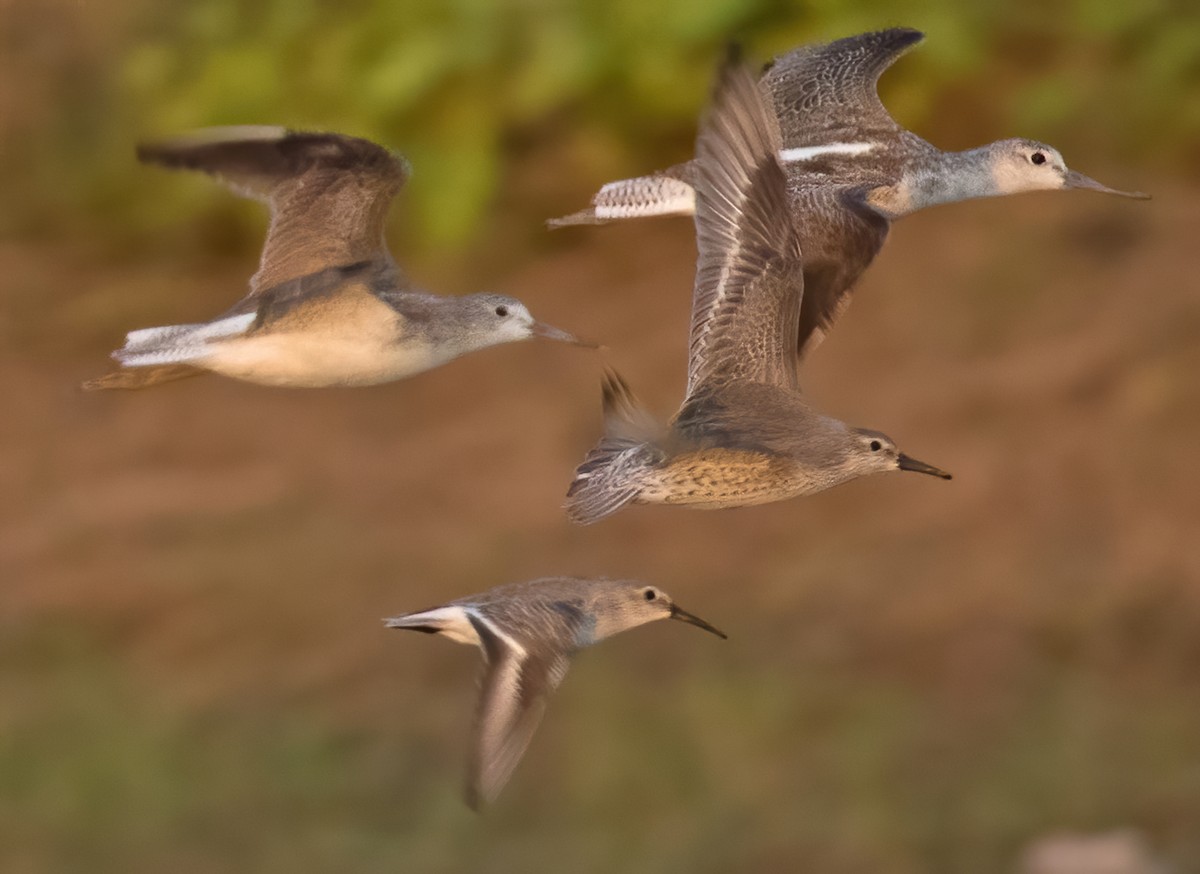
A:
135;141;175;169
600;365;631;409
876;26;926;48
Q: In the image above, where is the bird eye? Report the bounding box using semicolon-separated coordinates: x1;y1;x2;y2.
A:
644;589;656;601
495;305;509;317
1030;151;1046;165
869;440;882;452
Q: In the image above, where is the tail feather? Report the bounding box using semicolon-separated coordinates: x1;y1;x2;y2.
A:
546;207;607;228
564;438;645;525
600;367;661;442
81;364;204;392
383;619;441;634
564;367;663;525
384;606;477;644
123;313;255;352
108;312;257;369
115;346;211;367
123;324;198;352
547;169;697;228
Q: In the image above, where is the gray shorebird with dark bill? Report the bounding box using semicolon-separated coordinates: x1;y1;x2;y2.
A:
551;28;1148;358
84;127;589;391
384;576;725;810
565;53;951;525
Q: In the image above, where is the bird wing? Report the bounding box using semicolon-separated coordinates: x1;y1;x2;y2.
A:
597;366;664;444
763;27;924;150
789;183;892;359
137;126;410;294
684;51;805;399
464;612;570;810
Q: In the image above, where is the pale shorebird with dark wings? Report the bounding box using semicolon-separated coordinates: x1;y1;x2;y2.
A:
551;28;1148;359
85;128;589;391
565;52;951;525
385;576;725;809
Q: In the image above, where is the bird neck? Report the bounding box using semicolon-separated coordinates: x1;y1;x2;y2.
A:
900;146;1000;212
868;146;1002;217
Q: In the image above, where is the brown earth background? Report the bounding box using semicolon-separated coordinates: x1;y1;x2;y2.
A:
2;1;1199;871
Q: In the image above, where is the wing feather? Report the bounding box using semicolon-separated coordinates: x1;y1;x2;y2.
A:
685;51;804;397
464;613;569;809
137;127;410;293
763;27;924;148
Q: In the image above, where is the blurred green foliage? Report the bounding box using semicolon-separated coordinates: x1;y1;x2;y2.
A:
5;621;1198;872
4;0;1199;251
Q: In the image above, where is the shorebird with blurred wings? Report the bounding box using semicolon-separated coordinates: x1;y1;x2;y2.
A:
551;28;1148;359
565;53;951;525
85;128;590;391
385;576;725;809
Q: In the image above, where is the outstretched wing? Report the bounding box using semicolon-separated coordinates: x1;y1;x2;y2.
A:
763;27;924;150
137;127;410;293
684;51;805;398
464;613;570;810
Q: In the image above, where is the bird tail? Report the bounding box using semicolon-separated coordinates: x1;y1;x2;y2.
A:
563;368;661;525
564;437;645;524
83;312;257;390
81;364;204;392
547;168;697;228
383;606;474;639
115;313;255;365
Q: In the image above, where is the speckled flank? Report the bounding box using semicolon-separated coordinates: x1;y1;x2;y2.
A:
640;449;814;509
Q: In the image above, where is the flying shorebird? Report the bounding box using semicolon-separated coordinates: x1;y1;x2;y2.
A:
384;576;725;809
84;127;590;390
550;28;1148;359
564;52;951;525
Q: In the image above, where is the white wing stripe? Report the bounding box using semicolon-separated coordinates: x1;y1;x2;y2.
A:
466;607;528;659
778;142;875;162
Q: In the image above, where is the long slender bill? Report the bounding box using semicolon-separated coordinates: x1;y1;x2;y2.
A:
669;604;728;639
897;453;953;480
1063;170;1150;200
530;320;598;348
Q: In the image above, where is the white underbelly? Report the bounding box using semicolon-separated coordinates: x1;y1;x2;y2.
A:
202;333;439;387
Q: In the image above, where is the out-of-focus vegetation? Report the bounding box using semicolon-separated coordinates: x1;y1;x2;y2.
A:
3;0;1198;250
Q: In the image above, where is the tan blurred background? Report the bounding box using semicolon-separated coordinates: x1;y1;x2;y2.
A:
2;0;1199;871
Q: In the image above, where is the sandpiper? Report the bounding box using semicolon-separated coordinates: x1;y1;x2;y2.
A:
565;53;951;525
384;576;725;809
84;127;590;390
550;28;1148;358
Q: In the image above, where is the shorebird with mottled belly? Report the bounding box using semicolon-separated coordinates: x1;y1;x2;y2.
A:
551;28;1148;359
384;576;725;809
565;52;951;525
85;127;591;391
